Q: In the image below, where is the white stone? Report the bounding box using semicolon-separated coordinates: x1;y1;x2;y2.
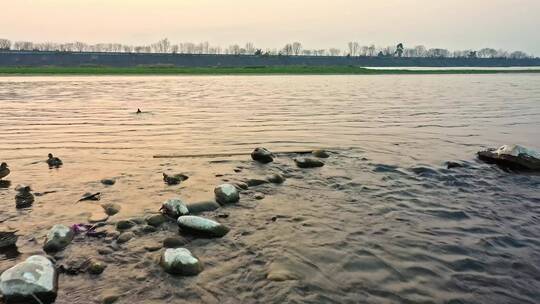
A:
214;183;240;205
163;248;199;266
0;255;57;301
162;198;189;218
160;248;202;275
177;215;229;237
495;144;540;159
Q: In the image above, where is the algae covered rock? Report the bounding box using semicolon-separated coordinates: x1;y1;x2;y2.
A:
160;248;203;276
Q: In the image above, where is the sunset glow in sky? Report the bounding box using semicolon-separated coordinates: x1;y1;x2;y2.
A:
3;0;539;54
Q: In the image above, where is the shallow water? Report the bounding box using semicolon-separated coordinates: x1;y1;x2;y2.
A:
1;75;540;303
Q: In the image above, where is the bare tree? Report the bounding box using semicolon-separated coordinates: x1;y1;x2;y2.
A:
292;42;302;55
74;41;87;52
282;43;293;56
509;51;529;59
328;48;341;56
0;38;11;50
478;48;497;58
245;42;255;54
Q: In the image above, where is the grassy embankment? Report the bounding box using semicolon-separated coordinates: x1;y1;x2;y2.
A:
0;66;539;75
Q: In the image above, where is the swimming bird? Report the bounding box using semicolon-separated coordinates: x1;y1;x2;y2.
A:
136;108;142;114
47;153;63;167
0;162;10;179
163;173;189;185
15;185;34;208
0;231;18;248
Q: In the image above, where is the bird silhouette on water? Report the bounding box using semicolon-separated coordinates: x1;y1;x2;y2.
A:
0;231;18;249
47;153;63;168
0;162;10;179
136;108;142;114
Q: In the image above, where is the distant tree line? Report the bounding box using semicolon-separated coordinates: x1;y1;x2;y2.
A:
0;38;534;59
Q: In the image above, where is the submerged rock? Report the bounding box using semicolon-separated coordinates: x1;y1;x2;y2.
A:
445;161;463;169
177;216;230;237
43;224;74;252
478;144;540;171
101;203;121;216
101;178;116;186
251;147;274;163
254;193;265;200
160;248;203;276
214;183;240;205
0;255;58;303
187;200;221;214
294;157;325;168
161;198;189;219
312;149;330;158
246;178;269;187
267;173;285;184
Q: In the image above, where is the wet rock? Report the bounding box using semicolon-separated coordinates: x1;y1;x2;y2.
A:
0;255;58;303
217;213;229;218
98;248;114;255
267;173;285;184
142;225;158;233
177;216;230;238
161;198;189;219
15;185;34;208
246;178;269;187
88;261;107;275
187;200;221;214
254;193;265;200
163;236;188;248
478;144;540;171
145;214;166;227
446;161;463;169
163;173;189;185
235;182;249;190
234;168;242;173
294;157;325;168
251;147;274;163
312;149;330;158
117;232;134;244
214;183;240;205
101;178;116;186
101;203;121;216
101;289;120;304
0;231;18;249
44;224;74;252
116;220;136;231
89;212;109;223
144;244;162;252
160;248;203;276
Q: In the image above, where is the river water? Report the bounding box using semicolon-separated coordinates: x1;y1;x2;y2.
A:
0;75;539;303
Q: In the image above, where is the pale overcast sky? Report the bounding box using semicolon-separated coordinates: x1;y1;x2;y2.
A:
2;0;539;54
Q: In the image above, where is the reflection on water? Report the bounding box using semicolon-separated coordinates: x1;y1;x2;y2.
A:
0;75;539;303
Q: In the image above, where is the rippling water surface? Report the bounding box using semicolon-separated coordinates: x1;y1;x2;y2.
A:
1;75;540;303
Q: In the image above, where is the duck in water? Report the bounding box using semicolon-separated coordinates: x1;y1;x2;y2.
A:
47;153;63;168
0;230;18;248
136;108;142;114
15;185;34;208
0;162;9;179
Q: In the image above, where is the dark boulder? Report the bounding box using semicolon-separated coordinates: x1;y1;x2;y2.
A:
251;147;274;163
